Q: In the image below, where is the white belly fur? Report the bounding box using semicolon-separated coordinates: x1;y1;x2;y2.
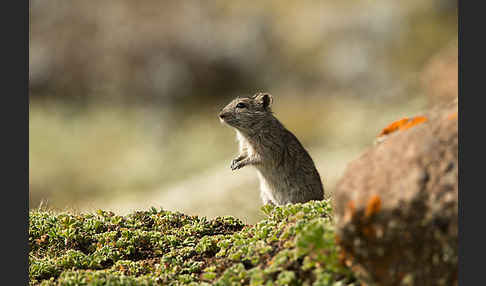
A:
236;130;280;204
257;170;277;204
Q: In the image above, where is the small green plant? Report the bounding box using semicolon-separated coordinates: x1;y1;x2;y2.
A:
29;199;358;285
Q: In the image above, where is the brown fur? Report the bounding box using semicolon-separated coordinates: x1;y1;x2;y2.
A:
219;92;324;205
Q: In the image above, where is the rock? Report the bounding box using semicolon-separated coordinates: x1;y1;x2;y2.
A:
333;99;458;286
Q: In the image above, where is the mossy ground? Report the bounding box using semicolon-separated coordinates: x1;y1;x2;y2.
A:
29;200;358;285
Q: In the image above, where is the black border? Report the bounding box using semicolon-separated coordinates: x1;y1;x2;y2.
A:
1;0;29;284
459;0;479;285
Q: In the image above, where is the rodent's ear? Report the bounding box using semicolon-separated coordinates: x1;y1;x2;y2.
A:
254;92;273;110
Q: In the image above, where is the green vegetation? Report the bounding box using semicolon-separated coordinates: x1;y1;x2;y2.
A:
29;200;358;285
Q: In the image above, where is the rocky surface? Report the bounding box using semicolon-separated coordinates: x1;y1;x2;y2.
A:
333;99;458;285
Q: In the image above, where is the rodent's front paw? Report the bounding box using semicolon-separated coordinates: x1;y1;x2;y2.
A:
230;158;244;171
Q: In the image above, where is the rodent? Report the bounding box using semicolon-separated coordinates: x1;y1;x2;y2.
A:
218;92;325;205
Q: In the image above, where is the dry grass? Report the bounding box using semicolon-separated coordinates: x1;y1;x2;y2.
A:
30;94;428;223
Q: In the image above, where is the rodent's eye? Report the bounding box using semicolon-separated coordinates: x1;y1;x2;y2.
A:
236;102;247;109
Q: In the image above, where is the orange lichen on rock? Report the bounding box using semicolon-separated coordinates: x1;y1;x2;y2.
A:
362;225;376;238
377;116;428;137
365;195;381;218
399;116;428;131
378;118;410;137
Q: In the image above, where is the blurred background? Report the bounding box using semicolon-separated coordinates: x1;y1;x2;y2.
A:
29;0;457;224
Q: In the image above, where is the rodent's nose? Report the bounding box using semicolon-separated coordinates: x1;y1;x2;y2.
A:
219;112;227;119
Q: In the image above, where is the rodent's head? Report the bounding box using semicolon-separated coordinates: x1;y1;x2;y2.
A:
219;92;273;132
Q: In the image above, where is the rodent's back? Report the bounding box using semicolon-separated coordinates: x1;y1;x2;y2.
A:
244;119;324;204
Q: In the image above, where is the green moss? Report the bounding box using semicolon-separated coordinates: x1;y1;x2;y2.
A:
29;200;357;285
